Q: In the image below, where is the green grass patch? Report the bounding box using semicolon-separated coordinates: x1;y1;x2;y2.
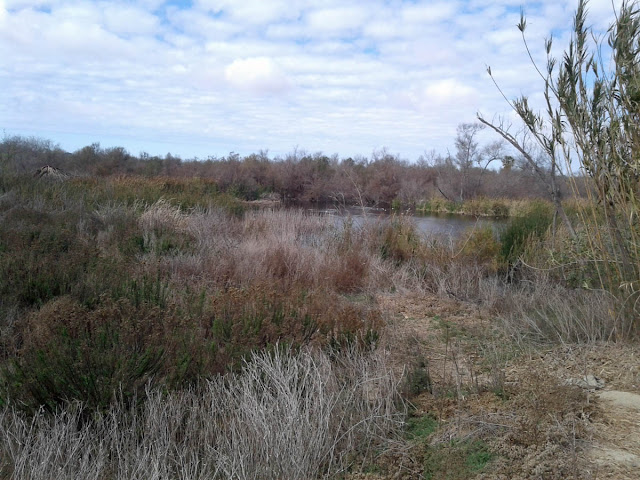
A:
406;413;438;440
423;440;494;480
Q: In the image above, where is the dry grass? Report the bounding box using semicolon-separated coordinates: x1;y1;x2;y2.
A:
0;346;404;480
381;292;599;480
0;173;632;480
498;271;620;345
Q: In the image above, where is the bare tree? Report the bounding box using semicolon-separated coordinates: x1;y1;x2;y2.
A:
450;123;505;201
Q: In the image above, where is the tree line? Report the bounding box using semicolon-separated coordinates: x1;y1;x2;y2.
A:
1;124;568;209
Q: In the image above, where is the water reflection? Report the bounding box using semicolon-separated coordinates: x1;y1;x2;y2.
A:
308;206;505;238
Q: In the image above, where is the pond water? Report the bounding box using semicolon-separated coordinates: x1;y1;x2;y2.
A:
308;206;506;238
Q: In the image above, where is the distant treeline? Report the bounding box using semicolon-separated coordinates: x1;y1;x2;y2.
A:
0;133;581;209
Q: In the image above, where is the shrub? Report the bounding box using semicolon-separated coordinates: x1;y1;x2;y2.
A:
3;297;169;414
373;216;422;264
500;201;552;263
457;225;502;273
0;346;404;480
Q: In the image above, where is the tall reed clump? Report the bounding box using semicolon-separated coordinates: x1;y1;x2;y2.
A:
0;346;404;480
482;0;640;338
558;0;640;337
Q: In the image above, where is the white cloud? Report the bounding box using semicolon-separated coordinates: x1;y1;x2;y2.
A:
306;6;370;34
425;79;477;105
169;8;242;40
194;0;299;24
5;0;54;7
401;2;458;24
224;56;291;94
0;0;626;159
363;20;401;39
103;4;160;36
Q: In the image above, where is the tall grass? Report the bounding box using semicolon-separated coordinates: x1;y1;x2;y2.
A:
498;273;619;344
481;0;640;336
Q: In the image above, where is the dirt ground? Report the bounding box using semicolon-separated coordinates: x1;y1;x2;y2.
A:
370;292;640;480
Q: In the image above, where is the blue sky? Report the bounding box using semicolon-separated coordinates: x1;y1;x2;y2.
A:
0;0;620;160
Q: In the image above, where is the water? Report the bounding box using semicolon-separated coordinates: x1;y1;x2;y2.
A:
309;206;505;238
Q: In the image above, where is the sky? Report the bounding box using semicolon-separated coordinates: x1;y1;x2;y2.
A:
0;0;622;161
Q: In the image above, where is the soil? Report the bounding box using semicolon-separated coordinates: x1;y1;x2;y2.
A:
588;390;640;478
371;291;640;480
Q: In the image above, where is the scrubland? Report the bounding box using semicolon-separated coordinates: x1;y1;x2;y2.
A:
4;0;640;475
0;167;635;479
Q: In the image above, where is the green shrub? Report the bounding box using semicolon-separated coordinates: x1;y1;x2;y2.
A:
3;297;169;414
500;201;552;263
458;225;502;272
406;413;437;440
205;286;382;369
377;216;421;264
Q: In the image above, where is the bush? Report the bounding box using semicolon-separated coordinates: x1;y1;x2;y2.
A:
457;225;502;273
3;297;169;414
0;346;404;480
500;201;552;263
374;216;422;264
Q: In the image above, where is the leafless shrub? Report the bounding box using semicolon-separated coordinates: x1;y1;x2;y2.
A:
499;278;618;344
242;208;332;244
184;205;240;253
0;405;106;480
212;345;403;478
0;346;404;480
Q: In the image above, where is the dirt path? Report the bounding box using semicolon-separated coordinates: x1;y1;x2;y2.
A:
375;292;640;480
588;390;640;479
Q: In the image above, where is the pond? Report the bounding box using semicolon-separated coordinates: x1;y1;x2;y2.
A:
308;206;506;238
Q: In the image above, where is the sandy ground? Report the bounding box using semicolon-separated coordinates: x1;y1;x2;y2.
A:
588;390;640;479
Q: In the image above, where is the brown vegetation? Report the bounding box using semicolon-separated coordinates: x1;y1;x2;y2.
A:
2;2;639;471
1;131;566;211
0;129;636;478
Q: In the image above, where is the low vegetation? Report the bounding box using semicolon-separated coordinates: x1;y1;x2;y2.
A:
1;1;639;477
1;346;403;480
0;164;629;477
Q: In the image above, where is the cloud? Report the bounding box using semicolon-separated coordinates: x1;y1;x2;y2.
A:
103;4;160;36
224;56;291;94
401;2;458;24
0;0;626;160
425;79;476;105
194;0;299;25
305;6;370;35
